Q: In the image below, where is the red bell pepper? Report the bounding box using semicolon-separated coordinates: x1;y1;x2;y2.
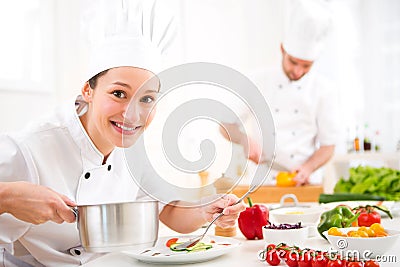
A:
238;197;269;240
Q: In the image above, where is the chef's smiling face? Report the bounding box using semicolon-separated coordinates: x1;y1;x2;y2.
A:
81;66;159;156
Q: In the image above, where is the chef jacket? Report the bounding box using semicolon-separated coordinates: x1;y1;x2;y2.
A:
0;96;172;266
251;67;339;183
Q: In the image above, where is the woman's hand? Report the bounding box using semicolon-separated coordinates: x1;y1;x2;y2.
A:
0;181;76;224
201;194;246;228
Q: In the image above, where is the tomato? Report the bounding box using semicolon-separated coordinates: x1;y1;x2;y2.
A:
285;250;300;267
327;259;344;267
358;211;380;227
298;251;313;267
311;252;328;267
266;243;276;251
364;260;379;267
328;227;345;237
347;261;363;267
276;244;290;258
369;223;387;236
165;238;178;247
266;249;281;266
354;206;381;227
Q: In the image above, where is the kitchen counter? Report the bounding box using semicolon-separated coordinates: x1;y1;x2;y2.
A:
232;185;323;203
82;208;400;267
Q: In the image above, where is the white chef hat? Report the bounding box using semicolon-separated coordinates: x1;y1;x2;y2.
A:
81;0;176;82
282;0;332;61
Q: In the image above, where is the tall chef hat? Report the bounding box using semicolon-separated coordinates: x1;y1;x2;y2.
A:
282;0;332;61
81;0;176;82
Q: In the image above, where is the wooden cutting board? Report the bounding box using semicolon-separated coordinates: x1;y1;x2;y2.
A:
232;185;323;203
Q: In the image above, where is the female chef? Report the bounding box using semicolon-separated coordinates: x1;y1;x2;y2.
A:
0;41;245;266
0;32;245;267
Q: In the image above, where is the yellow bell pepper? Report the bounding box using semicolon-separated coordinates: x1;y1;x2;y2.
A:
276;171;297;187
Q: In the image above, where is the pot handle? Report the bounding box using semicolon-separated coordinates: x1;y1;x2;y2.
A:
70;207;80;230
71;207;78;218
279;194;299;207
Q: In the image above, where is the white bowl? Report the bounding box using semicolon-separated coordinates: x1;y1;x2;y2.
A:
269;206;325;224
262;225;308;247
323;227;400;258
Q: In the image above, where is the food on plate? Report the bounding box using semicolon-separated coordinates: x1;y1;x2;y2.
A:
276;171;297;187
165;238;179;247
170;242;212;252
317;205;360;239
165;237;213;252
238;197;269;240
333;166;400;201
327;223;388;237
352;204;392;226
258;243;381;267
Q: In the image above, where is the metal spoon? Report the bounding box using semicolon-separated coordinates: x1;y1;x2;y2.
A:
173;184;257;250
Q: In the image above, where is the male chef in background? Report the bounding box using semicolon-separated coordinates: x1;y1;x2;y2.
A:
220;0;340;186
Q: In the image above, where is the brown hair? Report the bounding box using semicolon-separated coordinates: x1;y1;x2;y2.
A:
88;69;109;89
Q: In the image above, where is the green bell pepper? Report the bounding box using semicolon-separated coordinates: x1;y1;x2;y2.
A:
317;205;360;239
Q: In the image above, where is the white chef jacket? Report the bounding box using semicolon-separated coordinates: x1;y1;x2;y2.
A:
251;67;339;183
0;96;169;266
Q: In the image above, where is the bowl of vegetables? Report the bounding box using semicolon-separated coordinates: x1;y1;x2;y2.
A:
262;222;308;247
323;224;400;258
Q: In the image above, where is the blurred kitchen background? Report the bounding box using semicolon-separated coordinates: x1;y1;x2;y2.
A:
0;0;399;193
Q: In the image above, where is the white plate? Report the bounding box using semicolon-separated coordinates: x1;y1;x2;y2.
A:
321;201;399;217
123;235;241;264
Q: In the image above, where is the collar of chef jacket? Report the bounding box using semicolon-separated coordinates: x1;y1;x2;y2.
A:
275;65;314;89
66;97;143;205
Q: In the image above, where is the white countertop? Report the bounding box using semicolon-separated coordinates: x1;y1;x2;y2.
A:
82;210;400;267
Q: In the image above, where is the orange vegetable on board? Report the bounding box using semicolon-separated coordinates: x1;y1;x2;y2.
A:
276;171;297;187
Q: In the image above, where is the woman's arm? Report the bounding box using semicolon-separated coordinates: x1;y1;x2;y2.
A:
159;194;246;233
0;181;76;224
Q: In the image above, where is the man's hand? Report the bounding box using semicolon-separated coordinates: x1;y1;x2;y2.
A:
0;181;76;224
292;165;313;186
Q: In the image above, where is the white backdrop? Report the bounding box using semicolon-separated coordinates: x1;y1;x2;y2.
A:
0;0;399;188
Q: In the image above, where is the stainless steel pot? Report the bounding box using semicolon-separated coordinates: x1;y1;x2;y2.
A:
75;200;159;253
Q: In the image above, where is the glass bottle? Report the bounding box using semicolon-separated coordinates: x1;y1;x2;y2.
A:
363;123;372;151
354;126;360;152
374;130;381;152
